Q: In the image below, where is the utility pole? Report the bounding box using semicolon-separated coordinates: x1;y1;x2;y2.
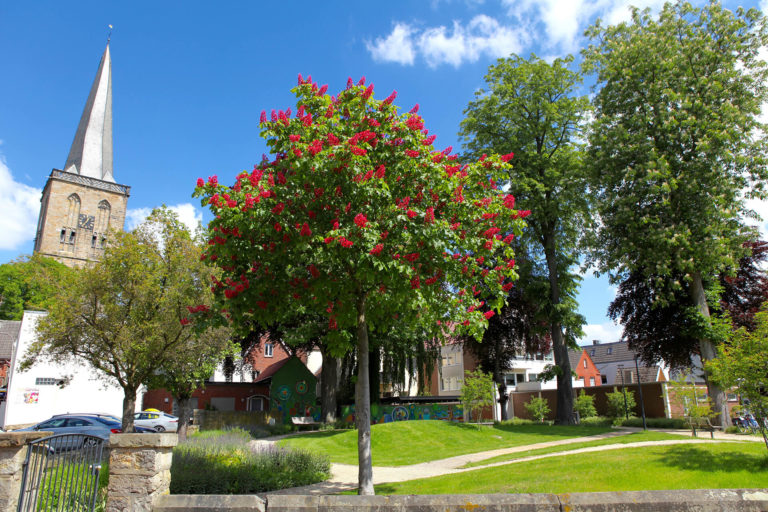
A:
635;357;647;430
618;365;629;420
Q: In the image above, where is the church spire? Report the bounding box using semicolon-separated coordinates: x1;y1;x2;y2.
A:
63;43;114;183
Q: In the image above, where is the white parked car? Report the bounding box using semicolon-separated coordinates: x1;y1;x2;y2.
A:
133;410;178;432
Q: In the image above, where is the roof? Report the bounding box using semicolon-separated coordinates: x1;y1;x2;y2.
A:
567;349;584;369
614;366;663;383
0;320;21;360
63;44;114;182
584;340;639;365
253;358;292;383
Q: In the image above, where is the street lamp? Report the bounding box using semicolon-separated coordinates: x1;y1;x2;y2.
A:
618;364;629;420
634;357;647;430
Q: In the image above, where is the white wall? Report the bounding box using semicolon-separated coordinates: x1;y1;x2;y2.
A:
2;311;136;428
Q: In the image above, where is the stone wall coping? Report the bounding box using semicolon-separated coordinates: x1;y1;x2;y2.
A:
263;489;768;512
109;433;178;448
154;495;266;512
0;431;54;447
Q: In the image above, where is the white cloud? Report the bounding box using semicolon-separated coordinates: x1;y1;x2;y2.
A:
0;156;42;250
745;197;768;241
367;15;523;68
126;203;203;235
366;23;416;65
578;321;623;346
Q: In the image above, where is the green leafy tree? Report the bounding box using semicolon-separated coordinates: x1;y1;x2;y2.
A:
606;387;637;421
147;325;236;441
708;308;768;451
26;208;225;432
574;390;597;419
524;396;551;422
194;76;526;494
460;54;590;424
460;369;494;423
0;255;72;320
583;1;768;428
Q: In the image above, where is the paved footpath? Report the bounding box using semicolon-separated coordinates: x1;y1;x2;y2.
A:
255;427;761;495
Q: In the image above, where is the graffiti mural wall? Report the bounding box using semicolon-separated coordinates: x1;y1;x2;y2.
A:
341;402;464;424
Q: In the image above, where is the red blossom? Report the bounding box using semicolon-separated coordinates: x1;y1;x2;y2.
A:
501;152;514;162
351;146;367;156
410;276;420;289
196;178;204;188
180;317;191;326
484;310;495;320
409;104;419;114
503;194;515;209
289;134;301;142
380;231;389;240
324;236;334;244
299;223;312;236
340;237;354;248
406;209;417;219
375;165;386;178
271;203;285;215
425;207;435;224
308;265;320;278
354;213;368;228
329;316;338;330
260;111;267;123
207;175;218;187
404;253;420;262
405;149;420;158
369;244;383;256
502;282;514;292
274;222;282;232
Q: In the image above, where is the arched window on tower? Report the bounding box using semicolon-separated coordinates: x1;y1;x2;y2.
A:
62;194;81;249
93;200;111;249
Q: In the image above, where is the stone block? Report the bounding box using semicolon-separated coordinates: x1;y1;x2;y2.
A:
109;433;177;449
267;494;561;512
153;494;266;512
559;489;768;511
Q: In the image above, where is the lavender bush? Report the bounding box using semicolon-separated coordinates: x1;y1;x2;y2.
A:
170;428;330;494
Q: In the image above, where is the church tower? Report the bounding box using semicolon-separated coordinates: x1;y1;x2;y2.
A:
33;44;130;268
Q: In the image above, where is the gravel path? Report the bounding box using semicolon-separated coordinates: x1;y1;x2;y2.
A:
256;427;758;495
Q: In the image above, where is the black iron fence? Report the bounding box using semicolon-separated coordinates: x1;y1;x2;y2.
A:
17;434;106;512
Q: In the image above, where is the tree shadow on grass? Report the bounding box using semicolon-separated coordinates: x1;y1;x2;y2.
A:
659;445;768;473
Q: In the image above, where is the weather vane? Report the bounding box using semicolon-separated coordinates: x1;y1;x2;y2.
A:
107;24;113;44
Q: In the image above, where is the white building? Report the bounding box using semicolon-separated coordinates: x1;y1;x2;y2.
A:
1;311;134;429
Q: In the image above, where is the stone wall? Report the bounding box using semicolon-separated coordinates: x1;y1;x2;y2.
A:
193;409;276;431
154;490;768;511
106;433;176;512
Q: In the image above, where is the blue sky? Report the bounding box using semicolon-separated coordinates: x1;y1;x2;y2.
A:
2;0;767;345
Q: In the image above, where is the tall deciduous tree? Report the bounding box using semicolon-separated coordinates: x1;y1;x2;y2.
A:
194;76;526;494
583;1;768;427
25;208;225;432
0;255;72;320
609;240;768;368
460;54;590;424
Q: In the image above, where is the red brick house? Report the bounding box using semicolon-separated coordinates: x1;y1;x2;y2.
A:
568;348;602;387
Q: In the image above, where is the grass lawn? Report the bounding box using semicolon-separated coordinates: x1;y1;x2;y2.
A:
374;442;768;494
462;430;689;468
279;420;613;466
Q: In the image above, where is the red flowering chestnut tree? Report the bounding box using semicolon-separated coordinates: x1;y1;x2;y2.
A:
194;75;527;495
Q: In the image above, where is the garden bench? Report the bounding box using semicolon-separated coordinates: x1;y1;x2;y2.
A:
686;416;722;439
291;416;320;430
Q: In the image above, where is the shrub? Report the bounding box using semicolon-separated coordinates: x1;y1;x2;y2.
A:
170;428;330;494
579;416;613;427
524;397;551;422
725;426;741;434
495;418;537;427
574;390;597;419
606;387;637;421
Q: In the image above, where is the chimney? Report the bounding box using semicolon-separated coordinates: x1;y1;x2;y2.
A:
592;340;600;345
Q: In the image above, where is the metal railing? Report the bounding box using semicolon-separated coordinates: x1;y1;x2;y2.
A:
17;434;105;512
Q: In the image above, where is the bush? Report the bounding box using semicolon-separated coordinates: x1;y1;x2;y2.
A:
574;391;597;419
606;387;637;421
524;397;551;422
579;416;613;427
620;417;687;429
725;426;741;434
170;428;330;494
495;418;538;427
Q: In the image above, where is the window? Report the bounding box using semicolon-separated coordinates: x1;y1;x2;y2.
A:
589;377;596;386
264;343;273;357
92;235;98;248
35;377;58;386
590;349;595;356
528;373;538;382
601;375;607;384
624;369;633;383
60;229;67;243
69;230;76;244
583;359;587;368
607;347;613;355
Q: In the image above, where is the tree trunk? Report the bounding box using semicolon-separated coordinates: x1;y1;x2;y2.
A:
493;343;508;420
690;272;729;429
176;395;192;442
369;344;380;406
321;349;341;424
543;233;576;425
355;293;374;495
122;387;137;432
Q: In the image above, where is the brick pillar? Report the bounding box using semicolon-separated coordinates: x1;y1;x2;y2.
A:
0;431;53;511
106;433;177;512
